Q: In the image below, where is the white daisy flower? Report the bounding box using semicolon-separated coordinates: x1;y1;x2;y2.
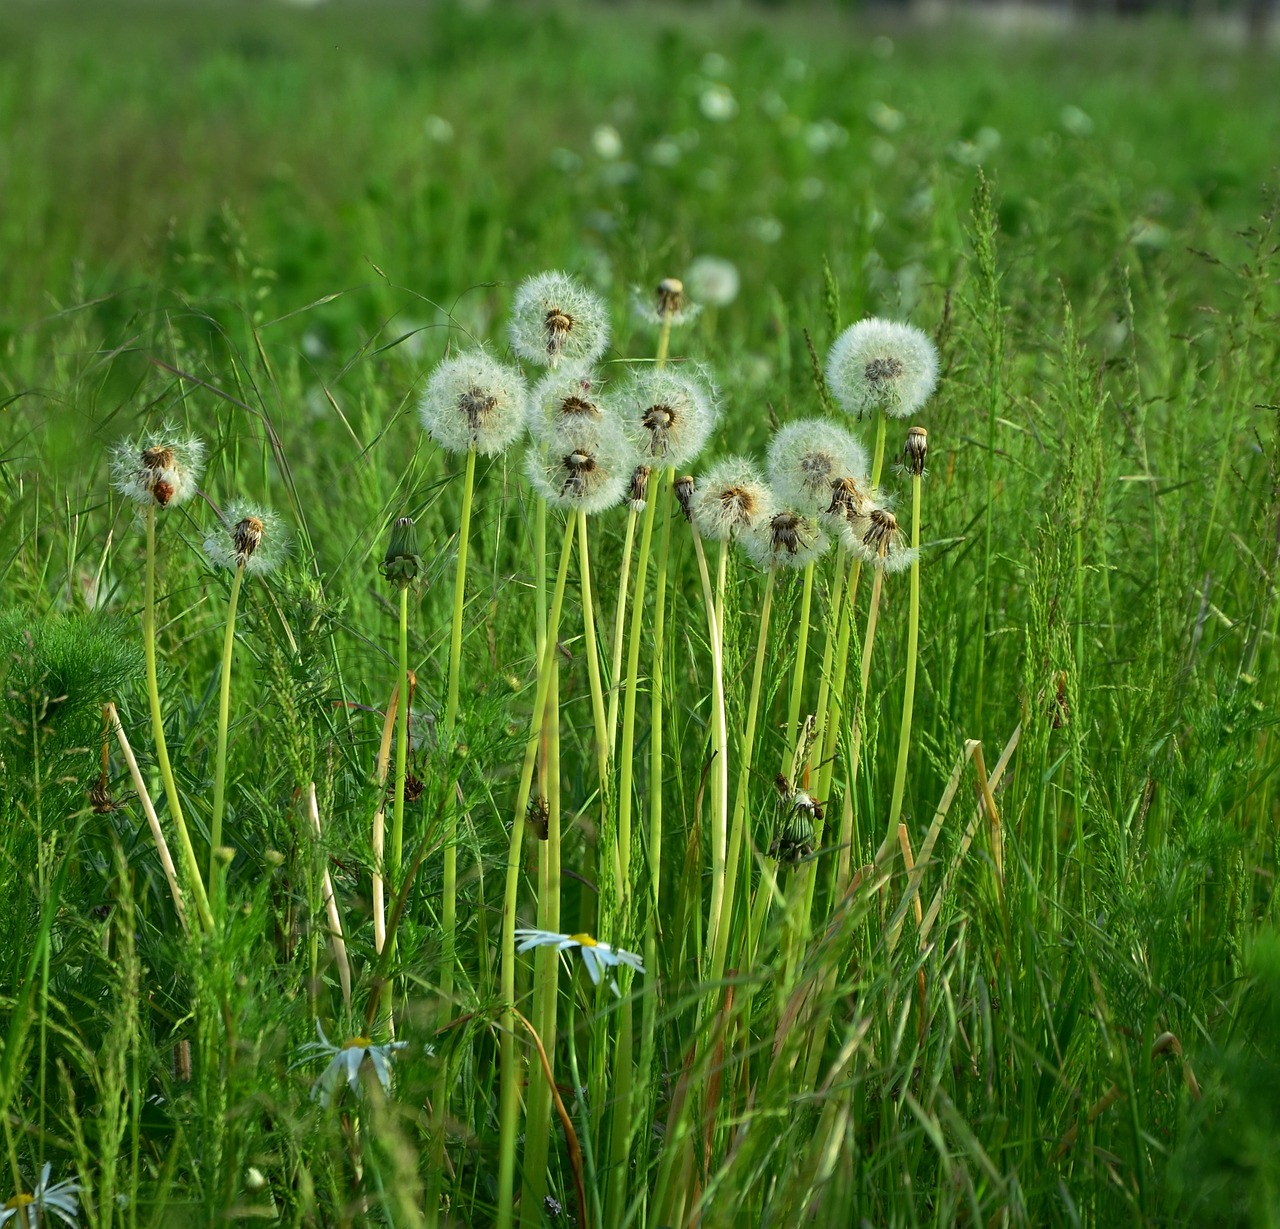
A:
515;928;645;997
202;501;288;576
293;1021;409;1107
509;271;610;370
825;318;938;420
109;423;205;509
0;1163;81;1227
418;348;528;457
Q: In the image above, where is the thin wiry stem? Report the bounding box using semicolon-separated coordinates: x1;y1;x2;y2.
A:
783;560;816;770
209;560;245;900
886;471;923;848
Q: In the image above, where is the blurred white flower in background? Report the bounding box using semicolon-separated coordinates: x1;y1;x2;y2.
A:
591;125;623;160
424;115;454;143
1060;105;1094;137
686;256;740;307
699;84;738;122
868;101;906;134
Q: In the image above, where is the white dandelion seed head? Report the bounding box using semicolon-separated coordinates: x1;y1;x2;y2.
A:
741;502;828;570
631;278;703;330
690;455;773;542
766;419;870;516
526;363;617;450
509;271;610;370
202;501;289;577
685;255;740;308
109;423;206;509
851;505;916;573
615;366;717;468
418;348;528;457
826;318;939;420
524;417;632;516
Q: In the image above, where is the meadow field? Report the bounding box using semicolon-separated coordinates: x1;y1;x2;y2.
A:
2;2;1280;1225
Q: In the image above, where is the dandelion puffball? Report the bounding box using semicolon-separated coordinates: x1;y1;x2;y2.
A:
509;271;610;369
615;366;717;468
418;349;527;456
685;255;740;308
690;455;773;541
742;504;828;571
203;501;288;576
527;364;612;447
525;417;632;516
766;419;869;516
826;318;938;419
110;424;206;508
853;505;916;573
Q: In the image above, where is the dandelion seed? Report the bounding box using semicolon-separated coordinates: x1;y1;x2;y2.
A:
110;424;205;509
742;504;828;570
767;420;870;517
0;1163;81;1227
419;349;528;457
525;418;632;516
203;501;288;576
615;366;716;468
509;271;610;369
826;319;939;420
690;455;772;541
515;927;645;997
293;1021;410;1108
685;256;740;308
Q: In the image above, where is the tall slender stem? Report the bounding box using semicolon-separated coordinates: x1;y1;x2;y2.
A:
390;585;410;900
497;514;577;1229
578;509;610;789
886;472;923;847
209;561;245;896
607;506;639;760
783;560;816;768
143;504;212;934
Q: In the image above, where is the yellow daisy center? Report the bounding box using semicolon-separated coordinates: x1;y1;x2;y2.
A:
568;932;598;947
343;1036;372;1050
5;1194;35;1209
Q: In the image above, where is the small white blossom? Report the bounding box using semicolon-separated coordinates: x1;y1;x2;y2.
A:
515;928;645;996
293;1022;409;1108
0;1164;81;1227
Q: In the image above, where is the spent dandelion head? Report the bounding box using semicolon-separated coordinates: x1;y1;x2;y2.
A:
203;501;288;576
418;349;528;457
525;418;632;516
902;425;929;477
633;276;702;329
674;474;696;522
380;516;422;588
826;318;938;420
509;271;610;369
690;455;772;542
854;505;916;573
627;464;652;512
110;423;205;509
767;420;870;516
515;927;645;997
616;366;717;468
742;503;828;570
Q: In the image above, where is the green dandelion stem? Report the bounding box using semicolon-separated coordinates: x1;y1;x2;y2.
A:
390;584;410;900
577;509;610;790
606;504;639;761
783;560;816;769
816;553;861;810
498;511;577;1229
143;504;212;935
208;559;245;896
886;471;923;849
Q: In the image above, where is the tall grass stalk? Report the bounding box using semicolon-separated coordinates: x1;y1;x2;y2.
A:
143;504;212;934
497;511;577;1229
783;561;815;767
208;559;244;901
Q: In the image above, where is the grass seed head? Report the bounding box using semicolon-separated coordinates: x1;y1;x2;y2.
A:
826;318;939;419
419;348;527;456
110;423;206;508
690;455;772;541
617;365;717;467
509;271;610;369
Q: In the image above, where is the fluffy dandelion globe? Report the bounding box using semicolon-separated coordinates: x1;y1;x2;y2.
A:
851;505;916;573
615;366;717;469
418;349;527;457
685;255;740;308
525;417;633;516
509;271;610;369
742;503;828;570
766;419;869;516
826;318;939;419
690;455;773;541
527;363;614;448
110;424;206;508
203;501;288;576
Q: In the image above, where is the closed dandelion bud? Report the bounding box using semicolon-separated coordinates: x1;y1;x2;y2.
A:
742;504;828;570
616;366;717;468
510;271;610;369
380;516;422;588
856;505;916;573
674;474;696;522
525;418;632;516
110;424;206;508
691;455;773;541
627;464;652;512
903;425;928;476
826;318;939;419
767;420;870;516
658;277;684;317
418;349;527;457
203;501;288;575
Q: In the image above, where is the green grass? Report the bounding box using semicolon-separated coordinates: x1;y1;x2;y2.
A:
2;2;1280;1225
